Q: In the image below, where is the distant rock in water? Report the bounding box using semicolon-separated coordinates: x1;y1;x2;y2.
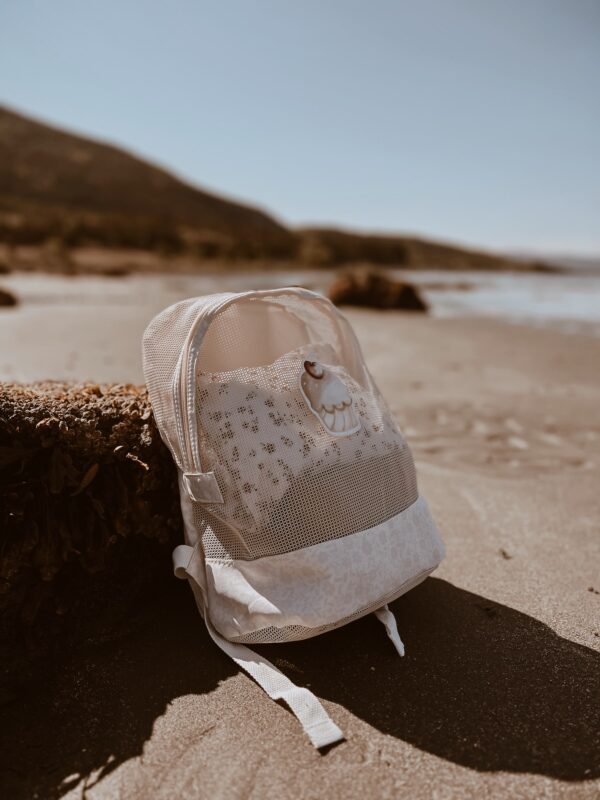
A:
0;288;17;307
101;265;130;278
328;271;429;312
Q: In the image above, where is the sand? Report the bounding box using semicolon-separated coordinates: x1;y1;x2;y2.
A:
1;293;599;799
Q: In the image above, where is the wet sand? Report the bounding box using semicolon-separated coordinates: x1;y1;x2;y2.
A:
1;295;599;798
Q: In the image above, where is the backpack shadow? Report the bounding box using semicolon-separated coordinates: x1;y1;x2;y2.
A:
0;581;237;800
2;577;598;798
261;577;600;780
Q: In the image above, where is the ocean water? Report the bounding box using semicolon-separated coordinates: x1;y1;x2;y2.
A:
400;269;600;335
2;267;600;336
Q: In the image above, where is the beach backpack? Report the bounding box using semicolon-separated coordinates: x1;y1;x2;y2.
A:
142;287;445;749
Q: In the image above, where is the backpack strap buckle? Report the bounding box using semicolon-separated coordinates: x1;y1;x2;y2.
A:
183;471;224;504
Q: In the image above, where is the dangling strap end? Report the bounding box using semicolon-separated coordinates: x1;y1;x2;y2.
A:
306;718;345;750
272;685;344;749
374;604;406;657
172;544;194;579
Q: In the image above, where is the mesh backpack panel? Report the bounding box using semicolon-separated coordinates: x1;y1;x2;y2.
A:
194;342;418;560
142;288;445;749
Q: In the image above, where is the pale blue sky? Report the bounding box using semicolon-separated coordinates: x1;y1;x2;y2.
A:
1;0;599;255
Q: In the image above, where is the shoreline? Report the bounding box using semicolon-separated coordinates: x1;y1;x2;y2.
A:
1;269;600;381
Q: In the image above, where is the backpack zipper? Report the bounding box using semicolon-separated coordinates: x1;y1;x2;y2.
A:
176;293;235;474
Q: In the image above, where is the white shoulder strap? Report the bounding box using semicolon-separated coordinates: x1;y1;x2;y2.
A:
173;545;344;750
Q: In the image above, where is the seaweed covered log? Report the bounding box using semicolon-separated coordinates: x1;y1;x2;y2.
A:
0;382;182;644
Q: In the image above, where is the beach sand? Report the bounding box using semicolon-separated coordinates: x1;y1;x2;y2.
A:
1;296;599;798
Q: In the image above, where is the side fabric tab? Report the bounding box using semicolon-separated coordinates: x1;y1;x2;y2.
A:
172;545;344;750
182;471;224;504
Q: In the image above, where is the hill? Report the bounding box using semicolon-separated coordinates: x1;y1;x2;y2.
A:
0;106;551;272
0;106;294;259
295;228;543;271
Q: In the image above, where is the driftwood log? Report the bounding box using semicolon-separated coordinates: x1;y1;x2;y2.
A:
0;382;181;653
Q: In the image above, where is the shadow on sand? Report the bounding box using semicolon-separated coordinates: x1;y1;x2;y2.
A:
1;578;598;797
266;578;600;779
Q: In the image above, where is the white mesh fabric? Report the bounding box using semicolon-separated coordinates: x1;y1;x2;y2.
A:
142;293;233;467
197;293;364;379
193;297;419;561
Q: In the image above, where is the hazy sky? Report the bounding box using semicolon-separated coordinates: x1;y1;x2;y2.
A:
1;0;599;255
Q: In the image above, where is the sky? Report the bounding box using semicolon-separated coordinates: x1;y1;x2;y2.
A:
1;0;599;256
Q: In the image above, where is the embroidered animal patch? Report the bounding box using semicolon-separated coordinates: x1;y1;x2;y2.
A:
300;360;361;437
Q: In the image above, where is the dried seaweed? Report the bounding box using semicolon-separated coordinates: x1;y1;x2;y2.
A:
0;381;182;645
